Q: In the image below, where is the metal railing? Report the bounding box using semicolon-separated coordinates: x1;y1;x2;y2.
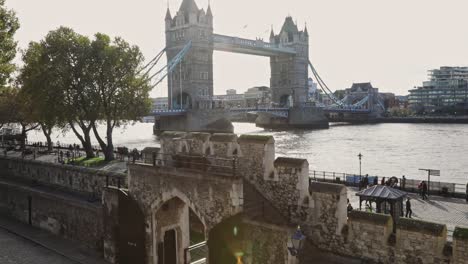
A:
131;153;239;177
310;170;467;198
184;241;207;264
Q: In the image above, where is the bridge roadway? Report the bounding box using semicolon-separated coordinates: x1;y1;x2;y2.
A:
151;107;371;117
213;34;296;57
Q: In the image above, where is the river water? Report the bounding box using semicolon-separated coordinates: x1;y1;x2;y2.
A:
28;122;468;185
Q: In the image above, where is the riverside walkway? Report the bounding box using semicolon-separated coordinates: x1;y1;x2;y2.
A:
347;186;468;239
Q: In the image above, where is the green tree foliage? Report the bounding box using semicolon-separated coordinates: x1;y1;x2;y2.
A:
5;87;39;151
19;27;97;158
19;27;151;160
89;33;151;161
19;42;64;151
0;0;19;89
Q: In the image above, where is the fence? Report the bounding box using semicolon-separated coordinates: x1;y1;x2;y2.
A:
309;170;467;198
132;153;239;177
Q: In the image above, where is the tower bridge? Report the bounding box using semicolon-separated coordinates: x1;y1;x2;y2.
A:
150;0;383;133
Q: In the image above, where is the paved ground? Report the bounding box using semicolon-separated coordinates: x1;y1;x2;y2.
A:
0;228;76;264
347;187;468;238
0;216;107;264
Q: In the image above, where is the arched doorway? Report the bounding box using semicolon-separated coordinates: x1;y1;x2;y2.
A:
153;196;207;264
279;94;292;108
172;92;192;109
117;191;146;264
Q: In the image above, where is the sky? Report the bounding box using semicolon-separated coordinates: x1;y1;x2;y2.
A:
7;0;468;98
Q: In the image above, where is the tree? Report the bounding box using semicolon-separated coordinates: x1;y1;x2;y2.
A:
7;87;39;151
0;0;19;129
20;27;97;158
19;42;64;151
0;0;19;90
89;33;151;161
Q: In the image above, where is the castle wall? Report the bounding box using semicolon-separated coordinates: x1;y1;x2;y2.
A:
0;156;125;197
453;227;468;264
305;181;460;264
0;180;103;250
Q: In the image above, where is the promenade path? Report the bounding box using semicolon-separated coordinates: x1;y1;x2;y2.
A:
0;217;106;264
347;186;468;239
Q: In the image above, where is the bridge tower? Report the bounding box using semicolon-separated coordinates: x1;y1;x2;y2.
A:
270;17;309;107
165;0;214;110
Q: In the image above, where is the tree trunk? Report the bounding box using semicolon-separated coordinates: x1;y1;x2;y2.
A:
20;124;26;152
41;124;53;152
105;121;114;161
83;129;95;159
92;121;114;161
69;122;95;159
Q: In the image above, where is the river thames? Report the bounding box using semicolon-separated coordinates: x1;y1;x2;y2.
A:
28;122;468;185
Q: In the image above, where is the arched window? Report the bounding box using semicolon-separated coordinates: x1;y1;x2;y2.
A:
205;147;211;156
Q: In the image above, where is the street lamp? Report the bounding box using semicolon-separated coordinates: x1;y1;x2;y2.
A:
358;153;363;178
357;153;364;188
288;226;306;257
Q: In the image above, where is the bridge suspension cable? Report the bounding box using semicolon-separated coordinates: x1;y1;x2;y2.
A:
308;60;345;107
140;41;192;89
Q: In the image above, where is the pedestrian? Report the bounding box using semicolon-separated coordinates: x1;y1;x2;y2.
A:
373;176;378;186
401;175;406;190
422;181;428;200
381;177;385;185
347;198;353;212
405;197;412;218
364;174;369;188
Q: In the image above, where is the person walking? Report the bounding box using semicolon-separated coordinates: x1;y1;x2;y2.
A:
364;174;369;188
347;199;353;212
373;176;378;186
405;198;413;218
381;177;385;185
422;181;428;200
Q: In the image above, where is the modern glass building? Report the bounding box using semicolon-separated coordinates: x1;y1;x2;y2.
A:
409;67;468;110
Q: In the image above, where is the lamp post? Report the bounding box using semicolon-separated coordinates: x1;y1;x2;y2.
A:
358;153;363;183
288;226;306;257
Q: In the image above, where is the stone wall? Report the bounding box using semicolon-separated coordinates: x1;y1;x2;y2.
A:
453;227;468;264
0;156;126;196
0;180;103;250
102;187;120;263
306;181;466;264
127;163;243;264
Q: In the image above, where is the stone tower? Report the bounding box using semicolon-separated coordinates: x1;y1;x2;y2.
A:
270;17;309;107
165;0;214;109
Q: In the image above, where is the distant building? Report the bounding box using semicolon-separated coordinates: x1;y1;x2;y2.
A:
226;89;237;95
212;92;245;108
244;86;271;107
153;97;169;110
395;95;409;109
307;78;322;102
380;93;397;109
409;66;468;110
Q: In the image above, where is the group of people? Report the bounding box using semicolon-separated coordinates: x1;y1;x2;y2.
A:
358;175;407;190
418;181;429;200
